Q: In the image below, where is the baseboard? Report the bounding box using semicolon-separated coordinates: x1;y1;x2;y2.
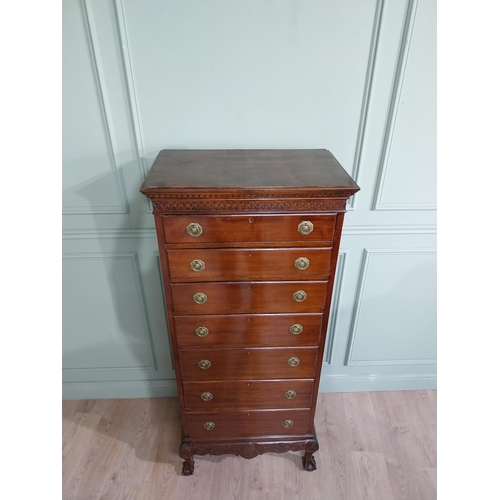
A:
62;379;178;400
63;373;436;400
319;373;437;392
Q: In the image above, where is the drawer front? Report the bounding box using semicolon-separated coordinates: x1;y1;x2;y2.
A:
178;347;318;381
185;409;311;439
171;281;328;314
163;214;336;244
183;380;314;410
167;247;332;281
174;313;323;348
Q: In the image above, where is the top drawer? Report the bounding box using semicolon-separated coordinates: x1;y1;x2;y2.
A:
163;214;336;244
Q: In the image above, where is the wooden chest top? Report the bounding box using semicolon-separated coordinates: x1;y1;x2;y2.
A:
140;149;359;197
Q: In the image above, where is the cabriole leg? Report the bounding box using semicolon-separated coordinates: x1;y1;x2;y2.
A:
182;456;194;476
302;438;319;471
180;439;194;476
303;450;317;471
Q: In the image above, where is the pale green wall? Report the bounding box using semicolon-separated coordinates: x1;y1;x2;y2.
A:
62;0;436;399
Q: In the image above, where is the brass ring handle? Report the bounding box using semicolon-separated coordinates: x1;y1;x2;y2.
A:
293;290;307;302
195;326;209;337
282;419;294;428
201;392;213;401
287;357;300;367
289;324;303;335
193;292;207;304
198;359;211;369
204;422;215;430
294;257;310;270
298;221;314;235
186;222;203;237
190;259;205;272
285;390;297;399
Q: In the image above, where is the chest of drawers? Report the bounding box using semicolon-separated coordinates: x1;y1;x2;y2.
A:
140;149;359;475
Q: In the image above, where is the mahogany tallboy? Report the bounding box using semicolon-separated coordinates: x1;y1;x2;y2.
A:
140;149;359;475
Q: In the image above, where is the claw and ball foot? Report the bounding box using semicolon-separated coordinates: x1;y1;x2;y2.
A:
182;457;194;476
303;450;317;471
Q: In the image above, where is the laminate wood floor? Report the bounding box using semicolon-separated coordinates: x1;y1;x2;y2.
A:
62;391;436;500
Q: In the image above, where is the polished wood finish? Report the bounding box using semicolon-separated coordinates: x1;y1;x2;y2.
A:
167;247;332;281
185;409;311;440
178;347;318;381
174;313;323;348
140;149;360;191
140;149;359;474
163;214;337;244
182;379;314;410
62;391;437;500
171;281;329;314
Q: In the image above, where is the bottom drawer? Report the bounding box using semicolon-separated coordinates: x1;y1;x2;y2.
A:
185;409;311;440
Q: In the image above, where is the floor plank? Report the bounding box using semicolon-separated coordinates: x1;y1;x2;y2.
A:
315;393;356;500
351;451;395;500
343;392;383;453
371;391;437;500
401;391;437;468
62;391;437;500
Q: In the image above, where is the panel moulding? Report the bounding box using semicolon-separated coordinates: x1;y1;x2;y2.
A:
349;0;385;211
114;0;154;214
156;253;176;374
349;358;436;366
372;0;436;211
62;228;158;239
323;252;347;365
62;252;158;373
62;379;178;400
342;224;437;235
344;247;436;367
113;0;150;181
64;0;129;216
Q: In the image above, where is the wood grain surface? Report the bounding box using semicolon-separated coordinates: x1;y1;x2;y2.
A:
140;149;360;191
182;379;314;410
185;409;311;440
174;313;323;348
166;247;332;281
163;214;337;244
170;281;328;315
179;347;318;382
62;391;437;500
178;347;318;381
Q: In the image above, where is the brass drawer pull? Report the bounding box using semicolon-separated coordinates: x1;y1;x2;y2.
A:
186;222;203;237
195;326;209;337
204;422;215;430
294;257;310;270
293;290;307;302
284;390;296;399
198;359;211;369
193;292;207;304
201;392;213;401
282;419;294;428
289;324;303;335
287;357;300;367
190;259;205;272
298;221;314;235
